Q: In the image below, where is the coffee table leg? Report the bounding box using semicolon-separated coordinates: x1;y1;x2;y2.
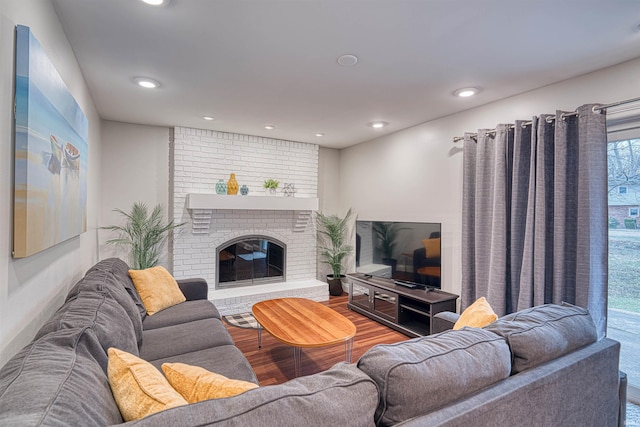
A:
345;338;353;363
257;327;262;349
293;346;301;377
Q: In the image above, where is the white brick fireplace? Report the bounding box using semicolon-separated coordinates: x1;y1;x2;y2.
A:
170;127;328;314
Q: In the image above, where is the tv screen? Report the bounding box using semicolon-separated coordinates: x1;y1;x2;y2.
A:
355;221;441;288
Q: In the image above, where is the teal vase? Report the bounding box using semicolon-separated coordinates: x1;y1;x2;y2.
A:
215;180;227;194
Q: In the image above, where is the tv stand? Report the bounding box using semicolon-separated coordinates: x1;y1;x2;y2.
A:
346;273;458;337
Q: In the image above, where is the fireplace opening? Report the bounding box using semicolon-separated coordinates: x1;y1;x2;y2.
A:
216;236;285;289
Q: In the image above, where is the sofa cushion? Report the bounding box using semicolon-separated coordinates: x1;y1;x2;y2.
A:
357;328;511;426
139;318;234;361
162;362;258;403
148;345;258;384
87;257;147;320
453;296;498;330
142;300;221;330
107;348;187;421
0;328;123;426
68;267;143;347
484;302;598;373
129;266;186;315
36;287;139;356
122;363;378;427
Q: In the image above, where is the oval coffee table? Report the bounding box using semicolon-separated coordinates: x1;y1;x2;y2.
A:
252;298;357;377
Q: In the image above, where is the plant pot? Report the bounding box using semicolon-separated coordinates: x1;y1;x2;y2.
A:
327;275;345;296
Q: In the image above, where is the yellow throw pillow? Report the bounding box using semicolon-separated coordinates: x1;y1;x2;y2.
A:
453;297;498;330
107;348;187;421
162;362;259;403
129;266;186;315
422;238;441;258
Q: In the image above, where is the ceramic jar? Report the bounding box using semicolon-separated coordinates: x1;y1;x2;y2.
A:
240;185;249;195
215;180;227;195
227;173;239;195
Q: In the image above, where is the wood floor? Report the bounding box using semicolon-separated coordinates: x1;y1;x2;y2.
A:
224;294;409;385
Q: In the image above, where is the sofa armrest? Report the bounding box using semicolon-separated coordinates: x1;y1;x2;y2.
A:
432;311;460;334
176;278;209;301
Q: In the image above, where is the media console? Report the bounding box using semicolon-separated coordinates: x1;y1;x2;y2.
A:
346;273;459;337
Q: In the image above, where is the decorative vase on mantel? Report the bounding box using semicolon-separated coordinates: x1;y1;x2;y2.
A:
227;173;239;195
215;180;227;195
240;185;249;196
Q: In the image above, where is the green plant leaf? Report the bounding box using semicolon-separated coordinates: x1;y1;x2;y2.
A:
101;202;185;269
316;208;353;278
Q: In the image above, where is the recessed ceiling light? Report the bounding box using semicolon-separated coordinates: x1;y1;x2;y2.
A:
134;77;160;89
454;87;479;98
141;0;171;6
368;121;388;129
264;125;275;130
315;133;325;137
203;116;215;121
337;54;358;66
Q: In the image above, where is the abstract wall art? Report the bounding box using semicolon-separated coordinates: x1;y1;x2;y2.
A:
13;25;88;258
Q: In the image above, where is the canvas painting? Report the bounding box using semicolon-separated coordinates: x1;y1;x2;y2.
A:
13;25;88;258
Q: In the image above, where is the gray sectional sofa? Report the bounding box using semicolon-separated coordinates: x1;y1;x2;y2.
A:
0;258;626;426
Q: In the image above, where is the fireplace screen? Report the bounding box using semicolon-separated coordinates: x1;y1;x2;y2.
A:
217;237;285;288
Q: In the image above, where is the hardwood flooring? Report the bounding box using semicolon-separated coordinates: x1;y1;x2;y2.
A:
224;294;409;385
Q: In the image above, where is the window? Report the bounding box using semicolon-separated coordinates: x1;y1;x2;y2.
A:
607;137;640;411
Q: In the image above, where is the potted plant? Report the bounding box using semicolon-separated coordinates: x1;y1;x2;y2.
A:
263;179;279;195
102;202;185;269
372;222;409;275
316;209;353;296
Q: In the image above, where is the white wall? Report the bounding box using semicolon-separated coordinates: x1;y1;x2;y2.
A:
99;120;169;265
317;147;358;279
318;147;341;215
340;57;640;299
0;0;102;366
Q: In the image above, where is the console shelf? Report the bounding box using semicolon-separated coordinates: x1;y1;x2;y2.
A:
346;273;458;337
399;300;430;316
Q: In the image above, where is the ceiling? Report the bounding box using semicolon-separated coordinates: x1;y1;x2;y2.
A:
52;0;640;149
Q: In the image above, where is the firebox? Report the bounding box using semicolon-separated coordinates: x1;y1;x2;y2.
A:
216;236;286;289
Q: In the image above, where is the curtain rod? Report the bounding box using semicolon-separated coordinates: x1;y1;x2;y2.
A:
452;96;640;143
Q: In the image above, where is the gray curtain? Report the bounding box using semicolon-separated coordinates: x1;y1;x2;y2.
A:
461;104;608;338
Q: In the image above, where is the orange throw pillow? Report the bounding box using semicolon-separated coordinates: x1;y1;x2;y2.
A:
129;266;186;315
107;348;187;421
162;362;258;403
453;297;498;330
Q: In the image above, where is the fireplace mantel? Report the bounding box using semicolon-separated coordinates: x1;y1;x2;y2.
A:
186;193;317;234
187;193;319;211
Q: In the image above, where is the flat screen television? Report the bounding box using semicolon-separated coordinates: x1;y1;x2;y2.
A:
355;221;441;288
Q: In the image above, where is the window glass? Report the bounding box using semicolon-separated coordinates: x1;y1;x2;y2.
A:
607;137;640;409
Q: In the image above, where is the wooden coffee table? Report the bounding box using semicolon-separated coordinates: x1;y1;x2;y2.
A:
252;298;356;376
